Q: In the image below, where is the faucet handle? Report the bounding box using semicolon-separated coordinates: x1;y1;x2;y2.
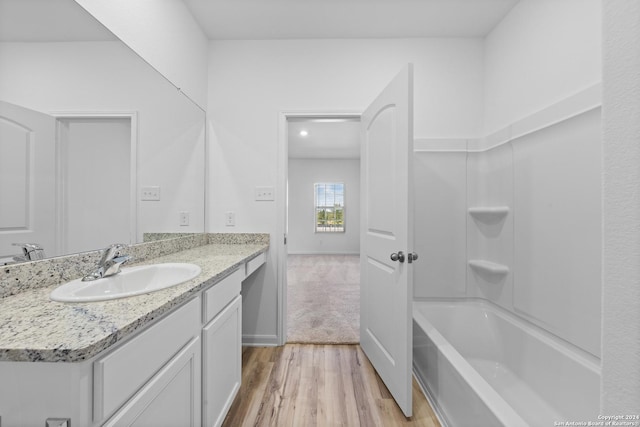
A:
99;243;127;262
13;242;43;252
106;243;127;252
83;244;130;281
12;243;46;260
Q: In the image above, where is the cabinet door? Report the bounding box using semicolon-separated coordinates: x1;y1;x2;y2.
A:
95;297;201;422
103;337;201;427
202;295;242;427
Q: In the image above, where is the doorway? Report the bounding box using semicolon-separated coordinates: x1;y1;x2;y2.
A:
281;114;361;344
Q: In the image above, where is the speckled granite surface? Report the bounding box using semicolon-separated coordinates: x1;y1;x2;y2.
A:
0;234;211;299
0;237;268;363
143;232;201;242
0;233;270;299
208;233;270;245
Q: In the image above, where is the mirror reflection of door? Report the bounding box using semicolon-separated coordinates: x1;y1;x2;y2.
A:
57;117;132;254
0;101;56;262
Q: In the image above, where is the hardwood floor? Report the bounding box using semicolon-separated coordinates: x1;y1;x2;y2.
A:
222;344;441;427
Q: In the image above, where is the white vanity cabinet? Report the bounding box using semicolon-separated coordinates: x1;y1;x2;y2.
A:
202;269;243;427
97;297;202;426
0;249;266;427
0;297;202;427
102;336;201;427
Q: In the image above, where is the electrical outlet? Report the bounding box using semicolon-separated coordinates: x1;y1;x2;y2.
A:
179;211;189;226
225;211;236;226
141;186;160;201
255;186;275;201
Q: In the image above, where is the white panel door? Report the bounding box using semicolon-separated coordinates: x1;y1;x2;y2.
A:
0;101;56;260
58;117;132;254
360;64;415;417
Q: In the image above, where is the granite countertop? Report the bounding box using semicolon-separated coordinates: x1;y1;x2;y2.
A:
0;243;267;363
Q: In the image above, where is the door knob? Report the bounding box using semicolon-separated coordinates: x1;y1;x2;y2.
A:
408;252;419;263
390;251;405;263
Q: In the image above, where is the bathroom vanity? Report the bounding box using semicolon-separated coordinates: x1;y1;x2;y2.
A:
0;235;268;427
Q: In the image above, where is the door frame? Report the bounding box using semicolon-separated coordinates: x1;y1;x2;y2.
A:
276;110;361;345
51;111;138;255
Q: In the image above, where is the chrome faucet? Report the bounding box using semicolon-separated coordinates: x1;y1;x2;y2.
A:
82;244;132;281
12;243;46;262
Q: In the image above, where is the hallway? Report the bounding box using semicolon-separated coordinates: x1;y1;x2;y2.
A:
287;254;360;344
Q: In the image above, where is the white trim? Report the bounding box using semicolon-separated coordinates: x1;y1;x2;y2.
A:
51;111;138;250
412;368;449;427
414;138;469;152
414;83;602;153
509;83;601;143
277;110;361;346
203;114;209;237
241;334;280;347
288;251;360;256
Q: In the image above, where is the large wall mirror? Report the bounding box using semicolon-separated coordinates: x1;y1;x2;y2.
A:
0;0;206;263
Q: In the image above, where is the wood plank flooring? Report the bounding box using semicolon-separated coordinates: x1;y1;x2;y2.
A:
222;344;441;427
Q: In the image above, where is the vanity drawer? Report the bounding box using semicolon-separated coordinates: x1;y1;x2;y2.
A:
245;252;266;278
203;267;242;324
93;297;201;422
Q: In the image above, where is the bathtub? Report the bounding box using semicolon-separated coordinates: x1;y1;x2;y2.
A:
413;300;600;427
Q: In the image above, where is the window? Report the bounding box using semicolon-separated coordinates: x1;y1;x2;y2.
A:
314;183;345;233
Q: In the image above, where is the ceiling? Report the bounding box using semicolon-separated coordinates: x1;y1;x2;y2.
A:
1;0;519;159
208;0;518;159
0;0;521;43
0;0;116;42
183;0;520;40
288;118;361;160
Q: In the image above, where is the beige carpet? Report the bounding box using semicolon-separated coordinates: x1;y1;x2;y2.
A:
287;254;360;344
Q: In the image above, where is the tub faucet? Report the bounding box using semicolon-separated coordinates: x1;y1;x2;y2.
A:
82;244;132;281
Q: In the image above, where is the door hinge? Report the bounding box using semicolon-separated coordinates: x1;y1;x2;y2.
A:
284;234;287;245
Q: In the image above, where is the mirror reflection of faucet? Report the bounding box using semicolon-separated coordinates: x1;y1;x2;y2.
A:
82;244;132;281
7;243;46;263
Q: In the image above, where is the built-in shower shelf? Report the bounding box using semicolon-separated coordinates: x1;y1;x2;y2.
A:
468;206;510;220
468;259;510;275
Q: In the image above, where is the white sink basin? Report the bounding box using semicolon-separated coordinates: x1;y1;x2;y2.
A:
50;263;202;303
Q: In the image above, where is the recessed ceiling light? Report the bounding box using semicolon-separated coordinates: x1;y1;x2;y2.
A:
299;130;309;137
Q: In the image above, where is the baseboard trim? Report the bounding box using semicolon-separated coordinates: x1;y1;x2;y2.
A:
242;334;280;347
287;251;360;255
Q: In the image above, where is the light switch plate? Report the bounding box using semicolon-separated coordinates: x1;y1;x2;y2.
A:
255;186;275;201
179;211;189;226
225;211;236;226
141;186;160;201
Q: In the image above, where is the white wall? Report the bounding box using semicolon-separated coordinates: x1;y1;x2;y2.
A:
0;41;205;251
413;142;468;299
414;104;602;359
414;0;604;358
483;0;602;134
511;109;602;357
466;143;515;308
207;38;484;342
288;158;360;255
601;0;640;413
74;0;209;109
